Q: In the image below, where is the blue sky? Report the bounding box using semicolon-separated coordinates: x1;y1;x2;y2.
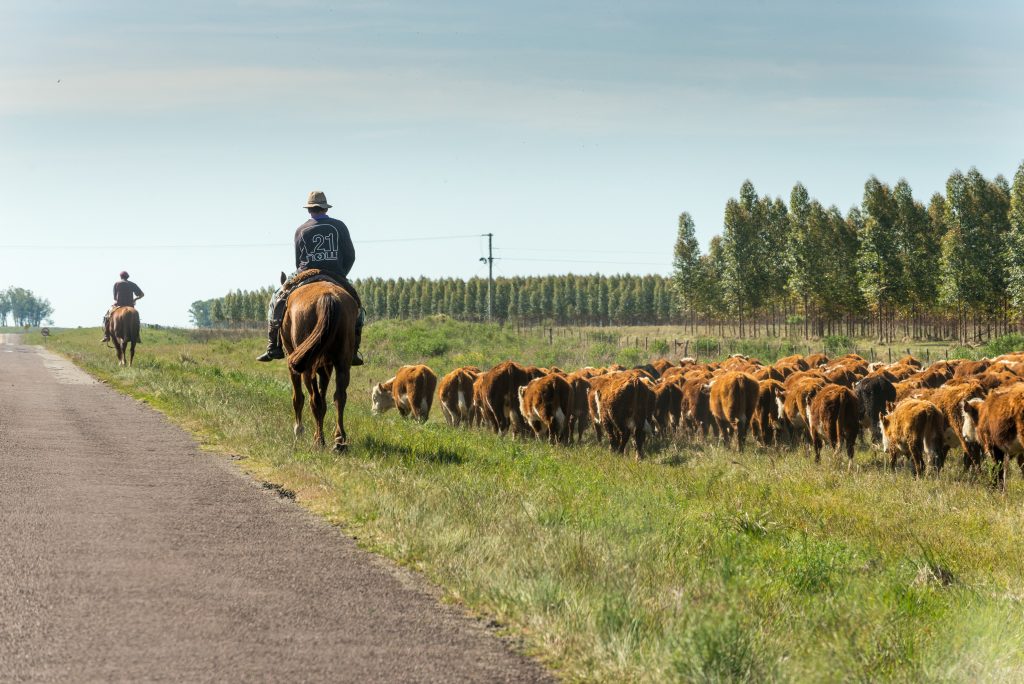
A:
2;1;1022;327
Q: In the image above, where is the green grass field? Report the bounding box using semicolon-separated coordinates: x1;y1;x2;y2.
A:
26;319;1024;682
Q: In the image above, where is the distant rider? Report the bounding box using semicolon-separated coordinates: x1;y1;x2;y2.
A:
101;271;144;342
256;190;364;364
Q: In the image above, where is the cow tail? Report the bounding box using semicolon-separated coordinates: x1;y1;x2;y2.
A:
287;295;339;375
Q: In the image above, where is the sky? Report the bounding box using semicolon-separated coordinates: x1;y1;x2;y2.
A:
1;0;1022;327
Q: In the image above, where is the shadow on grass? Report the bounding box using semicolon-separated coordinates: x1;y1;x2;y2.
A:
361;434;464;465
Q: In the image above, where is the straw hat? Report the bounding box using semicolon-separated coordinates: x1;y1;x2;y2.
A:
303;190;332;209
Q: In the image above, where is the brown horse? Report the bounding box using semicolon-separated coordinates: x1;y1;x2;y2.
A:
281;280;359;452
109;306;140;367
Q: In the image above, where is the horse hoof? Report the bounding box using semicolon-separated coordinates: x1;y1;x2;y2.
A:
293;424;305;438
332;443;347;454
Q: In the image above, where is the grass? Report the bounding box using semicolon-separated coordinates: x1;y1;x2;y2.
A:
26;318;1024;682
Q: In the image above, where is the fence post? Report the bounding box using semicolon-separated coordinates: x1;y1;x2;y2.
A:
548;328;553;345
888;348;892;363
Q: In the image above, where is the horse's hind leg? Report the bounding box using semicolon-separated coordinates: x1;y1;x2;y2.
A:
290;371;305;439
306;371;326;448
332;365;350;453
128;341;136;367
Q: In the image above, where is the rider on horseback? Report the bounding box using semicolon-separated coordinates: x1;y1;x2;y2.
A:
101;271;144;343
257;190;365;365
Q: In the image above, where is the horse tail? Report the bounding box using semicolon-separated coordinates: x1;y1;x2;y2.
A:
287;294;340;375
131;309;141;343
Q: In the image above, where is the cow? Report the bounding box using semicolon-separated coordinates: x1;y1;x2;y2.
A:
961;384;1024;488
437;367;479;427
780;376;828;442
913;381;985;471
476;361;541;435
752;379;786;446
650;380;684;436
371;364;438;422
518;373;574;445
854;374;896;443
953;359;991;379
650;358;675;376
592;375;655;460
805;353;830;368
708;371;760;450
807;384;861;465
563;371;593;443
881;398;947;477
680;376;717;439
587;372;627;442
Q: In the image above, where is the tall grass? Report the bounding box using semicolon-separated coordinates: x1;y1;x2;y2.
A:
31;320;1024;682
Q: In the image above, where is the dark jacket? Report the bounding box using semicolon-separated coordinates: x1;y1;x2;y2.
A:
294;216;355;278
113;280;143;306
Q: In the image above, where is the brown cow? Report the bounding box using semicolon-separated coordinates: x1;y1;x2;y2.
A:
961;384;1024;488
592;375;655;460
476;361;541;435
709;371;760;450
805;353;829;368
563;371;593;443
371;364;438;421
807;384;861;465
437;367;479;427
953;359;991;379
650;380;684;436
518;373;574;445
914;381;984;471
752;379;786;446
680;376;717;439
780;376;828;442
881;398;947;476
650;358;675;376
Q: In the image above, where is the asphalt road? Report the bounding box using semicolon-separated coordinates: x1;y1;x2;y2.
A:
0;336;550;682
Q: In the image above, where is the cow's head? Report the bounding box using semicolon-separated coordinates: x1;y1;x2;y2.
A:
371;382;395;414
961;397;984;444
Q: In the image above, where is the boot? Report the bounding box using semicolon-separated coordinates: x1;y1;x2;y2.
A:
256;321;285;362
100;317;110;342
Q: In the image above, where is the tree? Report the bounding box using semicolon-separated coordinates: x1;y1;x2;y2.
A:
858;177;904;342
671;211;701;326
1004;161;1024;318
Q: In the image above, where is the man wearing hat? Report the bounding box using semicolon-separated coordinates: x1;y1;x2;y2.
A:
257;190;364;364
101;271;144;342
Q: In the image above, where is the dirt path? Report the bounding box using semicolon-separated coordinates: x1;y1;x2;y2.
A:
0;338;550;682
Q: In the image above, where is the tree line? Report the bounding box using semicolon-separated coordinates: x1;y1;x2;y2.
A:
191;162;1024;343
673;163;1024;343
188;275;675;328
0;287;54;327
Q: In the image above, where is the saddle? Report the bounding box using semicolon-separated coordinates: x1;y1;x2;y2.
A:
284;269;362;308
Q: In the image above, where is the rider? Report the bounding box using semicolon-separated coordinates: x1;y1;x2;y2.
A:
101;271;144;342
256;190;364;364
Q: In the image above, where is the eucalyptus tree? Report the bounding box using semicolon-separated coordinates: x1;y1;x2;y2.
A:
671;211;701;329
939;168;1011;341
858;177;905;342
1003;161;1024;319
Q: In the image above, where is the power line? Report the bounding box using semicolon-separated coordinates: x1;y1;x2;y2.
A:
0;234;481;250
495;246;666;256
499;257;669;267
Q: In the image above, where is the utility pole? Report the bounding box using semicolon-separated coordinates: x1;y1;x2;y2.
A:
479;232;494;321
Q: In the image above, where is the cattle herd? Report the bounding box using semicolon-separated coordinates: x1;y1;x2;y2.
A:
370;351;1024;487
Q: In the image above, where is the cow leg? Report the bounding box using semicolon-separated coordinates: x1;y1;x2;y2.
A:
290;371;305;439
633;425;646;462
811;433;822;463
992;447;1007;490
332;365;349;452
736;418;748;452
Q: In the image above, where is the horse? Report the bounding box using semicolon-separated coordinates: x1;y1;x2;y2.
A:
109;306;140;367
281;279;359;452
